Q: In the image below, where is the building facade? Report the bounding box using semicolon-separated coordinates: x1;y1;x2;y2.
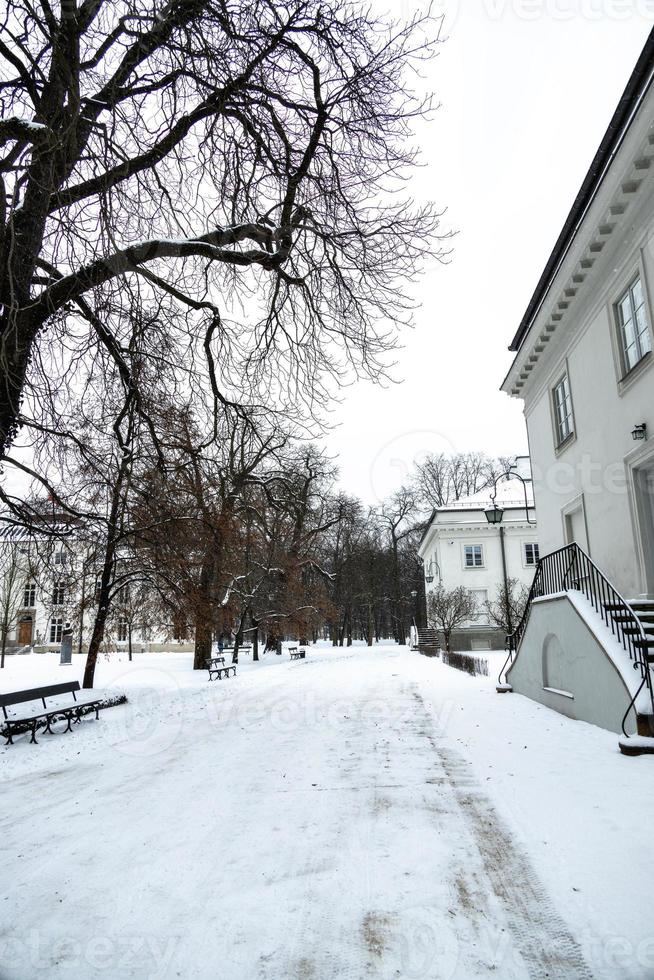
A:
500;31;654;741
0;533;188;655
418;460;538;651
502;32;654;601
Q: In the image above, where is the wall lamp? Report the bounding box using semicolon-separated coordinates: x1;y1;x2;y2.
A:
632;422;647;441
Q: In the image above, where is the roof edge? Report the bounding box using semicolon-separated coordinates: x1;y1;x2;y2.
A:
508;28;654;355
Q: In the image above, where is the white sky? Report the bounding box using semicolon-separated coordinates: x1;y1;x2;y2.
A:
325;4;654;504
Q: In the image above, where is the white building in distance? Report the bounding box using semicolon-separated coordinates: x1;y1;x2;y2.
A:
417;457;538;651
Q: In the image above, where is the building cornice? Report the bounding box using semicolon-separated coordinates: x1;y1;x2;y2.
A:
502;30;654;400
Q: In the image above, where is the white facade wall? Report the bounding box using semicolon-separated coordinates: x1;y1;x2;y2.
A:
2;543;180;654
418;480;538;648
421;512;538;608
503;83;654;600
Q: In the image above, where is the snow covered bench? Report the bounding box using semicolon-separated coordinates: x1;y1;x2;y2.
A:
289;648;306;660
0;682;103;745
206;663;237;681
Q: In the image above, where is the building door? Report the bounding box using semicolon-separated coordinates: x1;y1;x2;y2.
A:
633;462;654;596
18;616;33;645
564;504;588;552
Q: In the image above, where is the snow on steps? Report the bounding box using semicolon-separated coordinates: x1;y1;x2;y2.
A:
619;734;654;756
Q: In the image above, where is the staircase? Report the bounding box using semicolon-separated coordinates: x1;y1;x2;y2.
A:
417;627;440;658
502;543;654;749
605;599;654;736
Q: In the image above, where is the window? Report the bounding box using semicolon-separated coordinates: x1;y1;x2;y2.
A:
616;276;651;374
52;580;65;605
49;617;63;643
552;374;574;447
116;584;129;605
117;618;128;642
464;545;483;568
470;588;489;624
23;582;36;606
524;543;540;566
53;548;65;566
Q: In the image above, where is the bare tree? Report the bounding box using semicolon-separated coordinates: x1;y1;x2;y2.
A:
484;578;529;637
380;487;419;645
0;0;448;481
0;538;25;666
426;583;477;654
413;452;516;511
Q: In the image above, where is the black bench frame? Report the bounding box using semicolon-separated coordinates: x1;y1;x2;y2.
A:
206;662;237;681
0;682;103;745
289;647;306;661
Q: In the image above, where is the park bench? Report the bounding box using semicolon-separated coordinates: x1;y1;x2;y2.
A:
206;662;237;681
289;647;306;660
0;682;103;745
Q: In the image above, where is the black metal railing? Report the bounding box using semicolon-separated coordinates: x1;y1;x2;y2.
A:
501;544;654;725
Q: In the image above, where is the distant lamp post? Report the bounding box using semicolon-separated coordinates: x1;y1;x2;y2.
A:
483;469;536;638
632;422;647;441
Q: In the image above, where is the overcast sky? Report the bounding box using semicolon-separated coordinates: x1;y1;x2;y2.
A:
325;5;653;504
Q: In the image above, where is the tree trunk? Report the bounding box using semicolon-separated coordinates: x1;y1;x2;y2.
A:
83;529;118;688
0;310;38;460
84;597;111;688
83;424;133;688
193;560;214;670
128;624;133;662
233;612;245;664
0;630;6;668
194;622;212;669
252;627;259;662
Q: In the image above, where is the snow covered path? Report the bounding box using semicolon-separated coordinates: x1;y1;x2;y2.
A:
1;646;653;979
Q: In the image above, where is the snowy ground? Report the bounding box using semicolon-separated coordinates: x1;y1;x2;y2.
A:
1;644;653;980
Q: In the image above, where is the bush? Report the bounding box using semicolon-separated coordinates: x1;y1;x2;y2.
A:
441;650;489;677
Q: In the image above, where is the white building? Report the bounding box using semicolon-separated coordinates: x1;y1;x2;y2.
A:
500;31;654;746
418;458;538;651
0;530;188;655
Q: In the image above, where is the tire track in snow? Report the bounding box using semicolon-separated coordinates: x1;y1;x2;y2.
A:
412;689;595;980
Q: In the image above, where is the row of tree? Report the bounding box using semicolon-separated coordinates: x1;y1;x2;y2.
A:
1;436;516;681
